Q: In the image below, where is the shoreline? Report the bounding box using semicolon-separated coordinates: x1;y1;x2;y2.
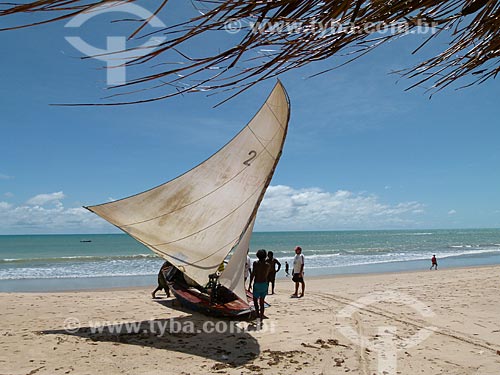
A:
303;262;500;280
2;263;499;294
3;228;500;293
2;259;500;293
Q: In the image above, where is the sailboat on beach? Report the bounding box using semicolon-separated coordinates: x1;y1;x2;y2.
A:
85;82;290;318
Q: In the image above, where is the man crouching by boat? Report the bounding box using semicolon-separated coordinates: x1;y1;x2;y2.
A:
248;249;270;320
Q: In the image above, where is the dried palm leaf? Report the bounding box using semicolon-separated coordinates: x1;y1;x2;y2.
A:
1;0;498;104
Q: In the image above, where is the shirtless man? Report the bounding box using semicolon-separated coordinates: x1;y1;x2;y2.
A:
266;251;281;294
248;249;270;319
152;261;172;298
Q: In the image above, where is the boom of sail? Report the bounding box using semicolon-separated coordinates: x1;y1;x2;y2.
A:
85;81;290;305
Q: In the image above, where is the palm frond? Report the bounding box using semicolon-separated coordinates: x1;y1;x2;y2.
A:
2;0;498;104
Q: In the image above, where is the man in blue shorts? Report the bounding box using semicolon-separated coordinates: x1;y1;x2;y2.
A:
248;249;270;319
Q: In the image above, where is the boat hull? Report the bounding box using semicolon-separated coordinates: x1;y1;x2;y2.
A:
168;282;254;319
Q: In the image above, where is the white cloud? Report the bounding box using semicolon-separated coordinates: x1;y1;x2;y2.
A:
448;209;457;215
0;201;13;210
4;192;14;198
257;185;424;231
26;191;66;206
0;173;13;180
1;186;425;234
0;192;114;234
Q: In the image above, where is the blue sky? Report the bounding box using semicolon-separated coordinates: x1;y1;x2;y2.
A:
1;2;499;234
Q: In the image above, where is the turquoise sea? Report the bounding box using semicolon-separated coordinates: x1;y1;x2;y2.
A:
1;229;500;292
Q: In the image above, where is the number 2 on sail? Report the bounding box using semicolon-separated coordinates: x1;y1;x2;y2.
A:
243;150;257;166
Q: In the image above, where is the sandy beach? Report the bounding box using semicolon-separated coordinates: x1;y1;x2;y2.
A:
1;266;500;375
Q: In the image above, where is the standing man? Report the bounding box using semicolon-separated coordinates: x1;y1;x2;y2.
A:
430;254;438;270
266;251;281;295
291;246;305;298
248;249;271;320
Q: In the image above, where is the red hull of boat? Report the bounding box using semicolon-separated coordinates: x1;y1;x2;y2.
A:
169;282;254;319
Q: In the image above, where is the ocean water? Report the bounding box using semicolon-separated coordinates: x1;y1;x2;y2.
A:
1;229;500;291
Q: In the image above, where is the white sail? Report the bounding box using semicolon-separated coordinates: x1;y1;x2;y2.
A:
218;216;255;304
86;81;290;288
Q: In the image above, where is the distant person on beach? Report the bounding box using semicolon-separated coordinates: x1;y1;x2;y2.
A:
248;249;270;319
285;261;290;277
266;251;281;294
152;261;172;299
430;254;438;270
291;246;305;298
245;248;252;287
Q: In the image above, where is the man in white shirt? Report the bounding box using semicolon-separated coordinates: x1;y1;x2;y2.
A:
291;246;305;298
244;248;251;287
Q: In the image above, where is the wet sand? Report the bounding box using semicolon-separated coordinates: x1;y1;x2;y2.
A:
1;265;500;374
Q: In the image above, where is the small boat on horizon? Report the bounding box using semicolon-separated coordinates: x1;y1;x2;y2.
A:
80;240;92;243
